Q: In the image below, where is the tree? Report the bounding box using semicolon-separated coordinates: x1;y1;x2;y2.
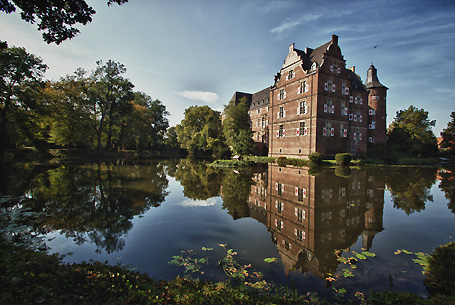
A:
164;126;179;149
44;69;95;148
176;105;225;155
118;92;169;150
0;45;47;156
89;60;134;151
440;110;455;154
387;105;438;157
222;97;255;155
1;0;128;44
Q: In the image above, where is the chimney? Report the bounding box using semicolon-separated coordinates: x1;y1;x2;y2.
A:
289;43;295;53
332;34;338;45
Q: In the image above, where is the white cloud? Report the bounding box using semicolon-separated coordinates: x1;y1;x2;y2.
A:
271;14;322;36
178;198;217;207
176;90;219;103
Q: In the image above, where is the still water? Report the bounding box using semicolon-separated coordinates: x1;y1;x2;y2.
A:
1;159;454;298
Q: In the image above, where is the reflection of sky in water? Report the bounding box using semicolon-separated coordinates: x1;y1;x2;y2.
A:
178;198;217;207
16;163;455;298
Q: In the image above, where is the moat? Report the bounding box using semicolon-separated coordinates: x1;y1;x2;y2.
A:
1;158;454;298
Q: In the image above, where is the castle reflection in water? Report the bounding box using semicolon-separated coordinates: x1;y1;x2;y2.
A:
245;164;384;279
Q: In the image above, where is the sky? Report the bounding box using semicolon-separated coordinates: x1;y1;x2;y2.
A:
1;0;454;135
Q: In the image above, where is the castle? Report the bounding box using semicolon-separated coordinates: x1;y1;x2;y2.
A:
230;34;388;158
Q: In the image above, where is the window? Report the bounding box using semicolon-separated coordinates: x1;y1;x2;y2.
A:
324;99;334;114
257;108;260;114
296;208;306;222
299;121;306;136
297;187;306;201
279;124;283;137
279;106;284;119
275;219;283;231
299;81;309;94
276;182;283;195
279;89;285;100
296;229;305;241
261;116;266;129
298;101;307;115
288;70;294;80
277;201;283;213
284;240;291;250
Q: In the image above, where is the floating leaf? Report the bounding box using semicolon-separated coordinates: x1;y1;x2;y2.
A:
264;257;277;263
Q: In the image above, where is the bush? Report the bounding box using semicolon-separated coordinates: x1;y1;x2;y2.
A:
335;153;352;166
335;166;351;177
308;152;322;166
424;242;455;297
276;156;289;167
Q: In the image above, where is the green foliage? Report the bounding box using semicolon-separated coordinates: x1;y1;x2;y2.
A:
308;152;323;166
90;59;134;151
264;257;277;263
173;158;221;200
176;105;225;156
387;105;438;157
330;249;376;282
2;239;446;305
209;159;252;168
440;110;455;154
438;168;455;214
335;166;351;177
367;142;400;163
244;156;276;164
386;167;436;215
0;1;128;44
423;242;455;297
276;156;288;166
220;169;254;219
168;249;210;279
117;92;169;150
367;291;427;305
335;153;352;166
222;98;256;155
0;45;48;154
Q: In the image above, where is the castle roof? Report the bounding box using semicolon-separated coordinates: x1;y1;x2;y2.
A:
347;69;367;92
365;65;388;89
307;41;332;67
250;87;271;110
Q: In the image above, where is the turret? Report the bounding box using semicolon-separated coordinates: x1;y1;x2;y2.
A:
366;65;388;144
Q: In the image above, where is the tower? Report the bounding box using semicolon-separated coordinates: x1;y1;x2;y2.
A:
365;65;388;144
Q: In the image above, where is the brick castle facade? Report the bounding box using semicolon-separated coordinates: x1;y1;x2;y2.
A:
229;35;388;158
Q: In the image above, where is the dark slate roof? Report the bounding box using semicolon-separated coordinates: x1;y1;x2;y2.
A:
250;87;271;109
347;69;367;92
365;65;388;89
230;91;252;106
308;41;331;67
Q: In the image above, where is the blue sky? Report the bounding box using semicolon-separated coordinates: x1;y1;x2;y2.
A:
1;0;454;134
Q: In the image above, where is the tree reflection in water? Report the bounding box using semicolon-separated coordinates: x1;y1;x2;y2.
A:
385;167;437;215
1;161;169;253
438;167;455;214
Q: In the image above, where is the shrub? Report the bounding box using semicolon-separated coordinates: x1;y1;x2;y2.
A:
335;153;352;166
308;152;322;166
423;242;455;296
276;156;289;167
335;166;351;178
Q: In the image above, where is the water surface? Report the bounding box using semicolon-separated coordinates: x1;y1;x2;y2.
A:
1;159;454;298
